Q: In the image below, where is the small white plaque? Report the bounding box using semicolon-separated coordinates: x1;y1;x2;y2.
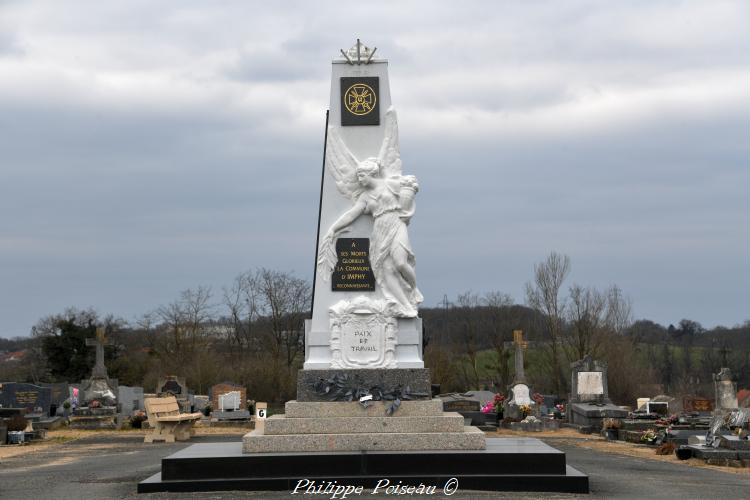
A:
511;383;531;405
577;371;604;395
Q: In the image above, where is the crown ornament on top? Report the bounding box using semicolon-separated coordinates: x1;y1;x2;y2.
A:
340;39;378;65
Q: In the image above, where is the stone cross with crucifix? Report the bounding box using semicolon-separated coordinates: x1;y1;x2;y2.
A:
512;329;528;384
86;327;114;379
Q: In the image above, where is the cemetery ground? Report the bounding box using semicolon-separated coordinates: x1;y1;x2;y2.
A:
1;428;748;499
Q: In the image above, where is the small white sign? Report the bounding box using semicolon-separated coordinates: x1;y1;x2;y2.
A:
256;402;268;420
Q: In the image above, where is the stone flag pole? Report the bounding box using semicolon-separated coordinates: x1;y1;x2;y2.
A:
304;40;424;370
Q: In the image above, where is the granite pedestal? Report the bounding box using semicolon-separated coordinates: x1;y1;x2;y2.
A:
296;369;431;401
243;399;484;453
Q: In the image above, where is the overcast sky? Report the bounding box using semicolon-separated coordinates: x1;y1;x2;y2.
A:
1;1;748;338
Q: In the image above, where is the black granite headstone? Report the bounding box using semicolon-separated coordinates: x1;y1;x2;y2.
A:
161;380;183;395
0;382;52;414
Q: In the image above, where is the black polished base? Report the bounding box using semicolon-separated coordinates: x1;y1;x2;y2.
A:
138;438;589;494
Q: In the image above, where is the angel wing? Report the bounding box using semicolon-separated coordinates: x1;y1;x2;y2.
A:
317;230;338;281
377;106;402;178
326;126;362;202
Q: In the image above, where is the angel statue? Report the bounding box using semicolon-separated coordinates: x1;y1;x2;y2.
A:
318;107;423;318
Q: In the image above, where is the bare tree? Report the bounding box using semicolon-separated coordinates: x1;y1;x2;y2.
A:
453;291;483;389
565;284;608;360
222;272;261;356
260;269;310;370
155;286;215;365
525;252;571;395
483;291;515;390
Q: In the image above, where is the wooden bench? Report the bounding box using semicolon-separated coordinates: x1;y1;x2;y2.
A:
143;396;202;443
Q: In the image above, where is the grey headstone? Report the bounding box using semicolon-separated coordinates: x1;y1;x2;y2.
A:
117;386;144;415
570;355;611;405
714;367;738;409
438;394;481;412
40;382;70;407
193;396;209;412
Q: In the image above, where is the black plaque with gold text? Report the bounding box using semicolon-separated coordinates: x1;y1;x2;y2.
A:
340;77;380;126
331;238;376;291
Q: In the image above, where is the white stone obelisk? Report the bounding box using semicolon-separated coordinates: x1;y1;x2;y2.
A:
304;41;423;369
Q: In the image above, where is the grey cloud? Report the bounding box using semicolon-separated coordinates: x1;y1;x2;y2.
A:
1;1;749;337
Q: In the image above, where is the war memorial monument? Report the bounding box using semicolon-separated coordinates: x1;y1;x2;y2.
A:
138;40;589;494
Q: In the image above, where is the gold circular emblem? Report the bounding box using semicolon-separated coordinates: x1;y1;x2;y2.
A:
344;83;377;116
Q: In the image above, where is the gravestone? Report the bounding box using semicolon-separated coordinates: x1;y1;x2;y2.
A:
503;331;536;419
646;401;669;416
157;375;191;412
209;383;249;421
648;394;680;414
210;383;247;411
117;386;144;415
714;367;738;410
81;328;118;405
438;393;484;426
193;395;210;413
683;396;713;413
157;376;187;397
0;382;52;415
219;391;241;411
69;328;119;429
440;395;481;413
568;355;627;430
243;40;483;455
40;382;69;416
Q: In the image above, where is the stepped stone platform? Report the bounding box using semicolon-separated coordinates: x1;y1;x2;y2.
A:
242;399;485;453
244;426;484;453
138;438;589;493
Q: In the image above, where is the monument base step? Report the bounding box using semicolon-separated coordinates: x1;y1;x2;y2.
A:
137;438;588;494
264;413;465;435
284;399;443;418
243;426;485;453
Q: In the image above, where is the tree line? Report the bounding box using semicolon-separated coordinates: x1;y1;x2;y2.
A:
1;254;748;405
